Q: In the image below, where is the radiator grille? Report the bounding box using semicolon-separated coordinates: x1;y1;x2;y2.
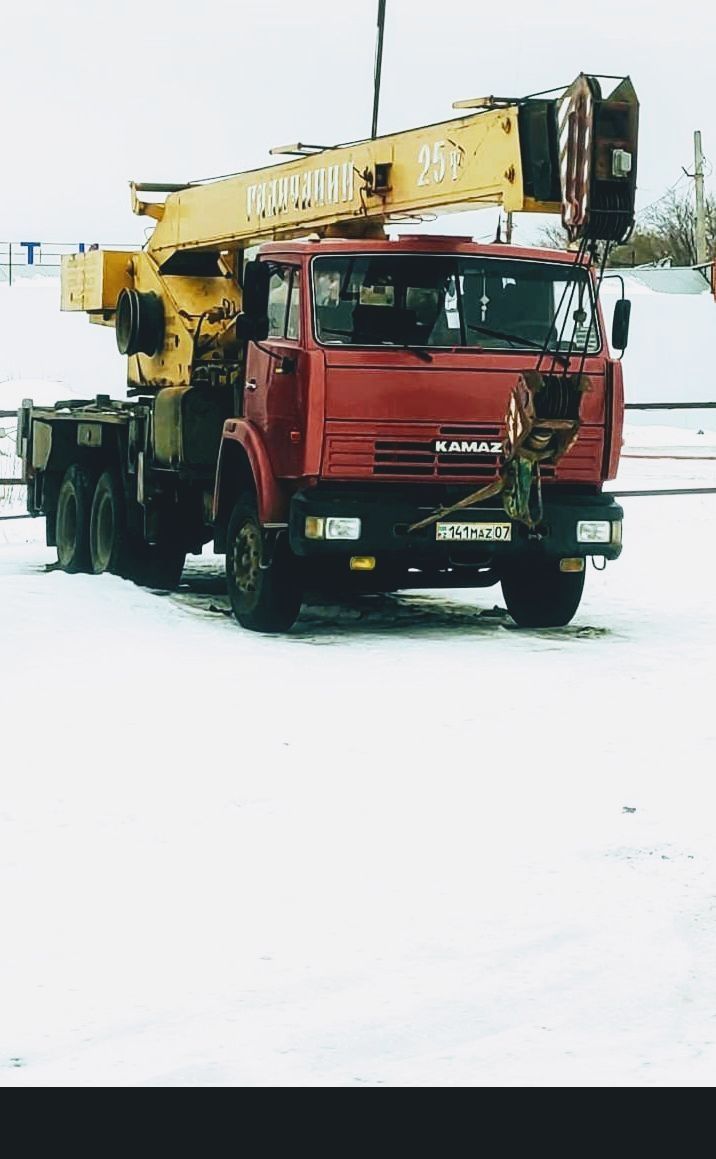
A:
323;423;600;481
373;424;502;479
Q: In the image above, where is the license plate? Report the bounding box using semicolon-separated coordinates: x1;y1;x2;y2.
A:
435;521;512;542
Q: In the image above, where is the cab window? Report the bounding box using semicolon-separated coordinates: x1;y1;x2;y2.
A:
286;269;301;339
267;266;301;340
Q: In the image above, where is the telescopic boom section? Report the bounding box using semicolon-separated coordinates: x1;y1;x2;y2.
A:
136;73;638;264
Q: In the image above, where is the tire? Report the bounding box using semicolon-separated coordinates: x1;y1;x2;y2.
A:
89;471;185;589
501;555;585;628
226;495;302;633
56;463;94;573
89;471;128;575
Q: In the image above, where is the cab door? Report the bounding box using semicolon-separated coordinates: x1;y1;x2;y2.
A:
244;264;305;477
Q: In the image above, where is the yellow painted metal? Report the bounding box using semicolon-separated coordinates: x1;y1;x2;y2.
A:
127;251;240;389
60;249;134;312
142;106;551;263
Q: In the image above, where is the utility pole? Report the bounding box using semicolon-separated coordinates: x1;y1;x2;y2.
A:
371;0;387;139
694;130;707;265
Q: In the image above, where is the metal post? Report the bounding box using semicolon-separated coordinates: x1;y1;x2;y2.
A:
694;130;707;265
371;0;387;139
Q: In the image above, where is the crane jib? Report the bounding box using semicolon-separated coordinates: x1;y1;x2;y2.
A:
123;72;637;262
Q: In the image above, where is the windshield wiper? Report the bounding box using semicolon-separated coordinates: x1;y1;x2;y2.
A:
320;326;355;339
465;322;569;369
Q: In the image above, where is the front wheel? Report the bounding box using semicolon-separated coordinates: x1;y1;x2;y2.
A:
501;556;585;628
226;496;302;633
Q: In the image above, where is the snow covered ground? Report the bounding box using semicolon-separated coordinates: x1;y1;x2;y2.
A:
1;450;716;1087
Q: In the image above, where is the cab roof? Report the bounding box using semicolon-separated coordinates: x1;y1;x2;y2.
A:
257;235;589;265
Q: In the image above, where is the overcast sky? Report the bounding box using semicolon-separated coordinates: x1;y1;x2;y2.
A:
1;0;714;247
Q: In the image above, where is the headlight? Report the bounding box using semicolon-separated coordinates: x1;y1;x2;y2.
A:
325;516;361;540
304;516;362;540
577;520;611;544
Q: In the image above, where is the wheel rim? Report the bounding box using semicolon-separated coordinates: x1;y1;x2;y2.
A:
232;520;262;603
57;490;77;564
93;491;115;572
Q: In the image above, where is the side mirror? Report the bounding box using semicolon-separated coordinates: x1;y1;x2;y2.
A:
242;259;271;318
236;259;270;343
611;297;631;351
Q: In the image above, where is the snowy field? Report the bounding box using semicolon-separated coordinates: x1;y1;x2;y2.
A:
1;455;716;1087
2;277;716;1087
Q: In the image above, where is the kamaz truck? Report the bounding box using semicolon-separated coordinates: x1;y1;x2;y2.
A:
17;72;638;631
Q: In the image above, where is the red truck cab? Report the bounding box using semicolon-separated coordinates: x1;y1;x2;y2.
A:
215;234;625;631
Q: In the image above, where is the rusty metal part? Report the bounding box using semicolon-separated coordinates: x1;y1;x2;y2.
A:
406;477;505;534
505;371;585;463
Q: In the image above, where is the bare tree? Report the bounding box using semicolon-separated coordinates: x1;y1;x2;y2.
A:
538;223;572;252
640;190;716;266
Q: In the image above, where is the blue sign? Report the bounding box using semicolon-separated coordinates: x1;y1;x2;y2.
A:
20;242;41;265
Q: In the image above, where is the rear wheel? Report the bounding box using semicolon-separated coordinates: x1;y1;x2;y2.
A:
89;471;185;589
226;495;302;633
89;471;127;575
501;556;585;628
56;463;94;573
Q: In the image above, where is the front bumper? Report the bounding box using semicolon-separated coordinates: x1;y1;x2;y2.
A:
289;487;623;561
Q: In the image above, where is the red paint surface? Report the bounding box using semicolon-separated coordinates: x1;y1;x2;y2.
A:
219;237;622;509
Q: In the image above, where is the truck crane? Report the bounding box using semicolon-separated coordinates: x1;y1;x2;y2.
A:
17;72;638;631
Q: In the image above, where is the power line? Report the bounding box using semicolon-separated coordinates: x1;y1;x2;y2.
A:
637;170;689;217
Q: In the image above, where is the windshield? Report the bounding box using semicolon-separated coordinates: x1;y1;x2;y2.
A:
312;255;600;354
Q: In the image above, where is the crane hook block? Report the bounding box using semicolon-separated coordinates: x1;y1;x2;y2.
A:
556;74;638;244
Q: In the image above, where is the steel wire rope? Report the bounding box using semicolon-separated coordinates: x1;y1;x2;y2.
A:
575;240;612;384
535;234;589;376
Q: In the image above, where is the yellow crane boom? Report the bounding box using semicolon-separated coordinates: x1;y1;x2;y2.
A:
60;72;637;392
139;107;541;262
135;73;638;262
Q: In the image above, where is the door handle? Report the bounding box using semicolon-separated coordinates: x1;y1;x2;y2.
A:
245;378;258;392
